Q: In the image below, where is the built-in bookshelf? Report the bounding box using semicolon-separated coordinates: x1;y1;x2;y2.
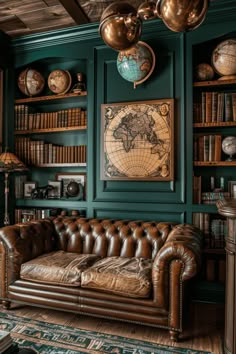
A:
14;92;87;167
14;60;88;222
192;37;236;301
193;212;226;284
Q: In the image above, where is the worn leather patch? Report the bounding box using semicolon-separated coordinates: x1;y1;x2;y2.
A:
20;251;101;286
81;256;152;298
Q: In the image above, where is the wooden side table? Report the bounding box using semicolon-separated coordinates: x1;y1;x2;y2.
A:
217;198;236;354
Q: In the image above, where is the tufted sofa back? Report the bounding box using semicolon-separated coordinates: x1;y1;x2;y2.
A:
52;217;177;260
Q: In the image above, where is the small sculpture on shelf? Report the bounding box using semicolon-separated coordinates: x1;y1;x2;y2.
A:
31;185;54;199
71;73;86;94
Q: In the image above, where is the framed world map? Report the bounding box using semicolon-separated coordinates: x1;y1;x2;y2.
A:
101;99;174;181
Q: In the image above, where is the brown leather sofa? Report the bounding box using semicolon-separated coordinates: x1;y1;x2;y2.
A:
0;217;202;341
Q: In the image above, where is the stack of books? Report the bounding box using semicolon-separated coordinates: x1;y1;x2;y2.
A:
0;330;13;352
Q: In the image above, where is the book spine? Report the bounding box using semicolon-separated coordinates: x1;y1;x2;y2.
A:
201;92;206;123
205;92;212;123
224;92;233;122
203;135;209;161
214;135;222;161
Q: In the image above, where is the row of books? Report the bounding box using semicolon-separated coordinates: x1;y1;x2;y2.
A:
193;175;231;204
15;208;52;223
201;191;230;204
193;212;227;249
15;175;28;199
15;208;85;223
15;104;87;130
193;91;236;123
193;134;222;161
15;137;86;164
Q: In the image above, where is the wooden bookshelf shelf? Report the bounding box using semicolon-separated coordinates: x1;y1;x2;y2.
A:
31;163;87;167
14;126;87;135
192;204;217;212
193;79;236;87
194;161;236;166
194;122;236;128
15;199;87;208
15;92;87;104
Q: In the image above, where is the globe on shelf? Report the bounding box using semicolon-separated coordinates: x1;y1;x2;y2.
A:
18;68;45;97
212;39;236;76
48;69;72;95
117;41;156;89
195;63;215;81
222;136;236;161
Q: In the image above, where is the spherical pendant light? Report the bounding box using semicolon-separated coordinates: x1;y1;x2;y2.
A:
156;0;209;32
99;2;142;51
137;1;157;21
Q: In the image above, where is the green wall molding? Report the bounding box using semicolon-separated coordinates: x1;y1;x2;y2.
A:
9;0;235;56
10;16;178;55
11;23;102;54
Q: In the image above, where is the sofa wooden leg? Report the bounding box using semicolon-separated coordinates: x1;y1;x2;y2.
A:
2;300;11;310
169;330;179;341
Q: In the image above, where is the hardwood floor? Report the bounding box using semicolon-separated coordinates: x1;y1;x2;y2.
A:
1;302;224;353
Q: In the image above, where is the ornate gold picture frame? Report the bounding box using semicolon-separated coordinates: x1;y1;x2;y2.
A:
101;99;174;181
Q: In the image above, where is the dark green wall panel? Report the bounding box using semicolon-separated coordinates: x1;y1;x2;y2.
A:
93;207;185;223
93;36;185;205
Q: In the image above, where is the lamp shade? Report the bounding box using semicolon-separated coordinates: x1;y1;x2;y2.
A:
0;151;27;172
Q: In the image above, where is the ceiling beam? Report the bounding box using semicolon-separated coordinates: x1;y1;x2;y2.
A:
58;0;89;24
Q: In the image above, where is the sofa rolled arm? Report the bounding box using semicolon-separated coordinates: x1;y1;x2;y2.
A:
152;224;202;307
0;225;27;298
0;220;56;299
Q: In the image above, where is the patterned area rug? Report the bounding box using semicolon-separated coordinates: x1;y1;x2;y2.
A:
0;312;212;354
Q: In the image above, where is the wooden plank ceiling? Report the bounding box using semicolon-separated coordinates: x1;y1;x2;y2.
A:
0;0;145;38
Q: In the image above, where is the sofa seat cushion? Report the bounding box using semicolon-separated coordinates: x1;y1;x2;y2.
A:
20;251;101;286
81;256;152;298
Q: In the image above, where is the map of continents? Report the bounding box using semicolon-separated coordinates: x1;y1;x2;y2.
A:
103;102;173;180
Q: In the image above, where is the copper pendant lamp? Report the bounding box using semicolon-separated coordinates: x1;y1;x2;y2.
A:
99;2;142;51
156;0;209;32
137;1;157;21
